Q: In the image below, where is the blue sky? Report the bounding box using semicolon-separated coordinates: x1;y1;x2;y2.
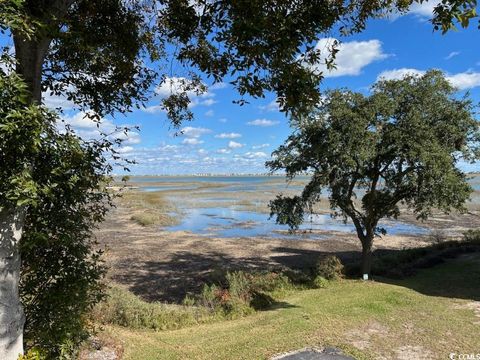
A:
6;2;480;174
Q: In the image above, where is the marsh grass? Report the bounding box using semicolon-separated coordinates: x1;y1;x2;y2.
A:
118;191;181;227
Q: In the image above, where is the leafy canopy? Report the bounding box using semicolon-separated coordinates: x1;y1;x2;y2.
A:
2;0;478;125
268;70;480;242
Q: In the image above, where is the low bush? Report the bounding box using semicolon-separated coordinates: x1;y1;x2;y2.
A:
197;271;293;316
314;255;344;280
312;276;330;289
93;286;215;331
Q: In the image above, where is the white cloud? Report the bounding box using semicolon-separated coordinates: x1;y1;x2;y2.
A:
155;77;204;98
117;146;134;154
62;111;103;130
243;151;267;159
218;118;228;123
445;51;460;60
43;88;76;110
112;141;272;175
377;68;480;90
377;68;426;81
182;138;204;145
447;72;480;90
259;99;280;112
309;38;388;78
180;126;212;138
200;98;217;106
210;82;228;90
252;143;270;149
60;111;141;146
228;141;244;149
408;0;441;17
142;76;218;114
215;132;242;139
142;105;164;114
205;109;214;117
247;118;280;127
117;130;141;145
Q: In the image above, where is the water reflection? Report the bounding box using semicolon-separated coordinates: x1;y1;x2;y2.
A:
166;207;429;239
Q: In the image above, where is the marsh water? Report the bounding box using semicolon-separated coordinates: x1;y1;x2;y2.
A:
121;175;480;239
166;207;430;239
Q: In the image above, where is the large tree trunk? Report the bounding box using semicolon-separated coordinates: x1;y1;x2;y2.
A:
2;3;73;359
0;32;52;360
361;235;374;279
0;207;26;360
13;34;51;103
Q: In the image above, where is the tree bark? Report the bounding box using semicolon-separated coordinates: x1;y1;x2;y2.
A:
361;235;374;278
13;34;51;103
0;207;26;360
1;31;52;360
2;3;73;358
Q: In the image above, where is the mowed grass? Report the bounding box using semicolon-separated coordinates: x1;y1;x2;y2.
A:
104;254;480;360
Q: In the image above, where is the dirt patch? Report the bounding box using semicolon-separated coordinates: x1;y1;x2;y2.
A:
394;345;433;360
79;337;123;360
345;321;389;350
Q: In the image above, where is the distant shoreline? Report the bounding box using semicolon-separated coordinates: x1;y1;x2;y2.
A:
114;174;294;178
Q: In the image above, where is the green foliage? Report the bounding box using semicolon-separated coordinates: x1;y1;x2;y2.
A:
312;276;330;289
17;348;47;360
2;0;461;123
0;72;112;358
197;271;293;316
94;287;213;331
314;255;344;280
268;70;479;274
430;0;479;33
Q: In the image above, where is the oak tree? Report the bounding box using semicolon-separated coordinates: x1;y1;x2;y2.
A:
268;70;479;277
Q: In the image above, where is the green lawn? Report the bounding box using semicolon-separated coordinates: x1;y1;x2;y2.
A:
106;254;480;360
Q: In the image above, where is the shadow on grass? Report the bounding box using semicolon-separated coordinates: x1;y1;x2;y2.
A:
112;247;359;303
112;240;480;304
379;253;480;301
112;250;275;303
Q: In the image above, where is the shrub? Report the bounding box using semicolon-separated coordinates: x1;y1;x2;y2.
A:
18;348;47;360
312;276;329;289
94;287;213;331
197;270;293;316
314;255;344;280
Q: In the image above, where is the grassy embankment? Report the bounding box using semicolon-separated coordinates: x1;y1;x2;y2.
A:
93;238;480;360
